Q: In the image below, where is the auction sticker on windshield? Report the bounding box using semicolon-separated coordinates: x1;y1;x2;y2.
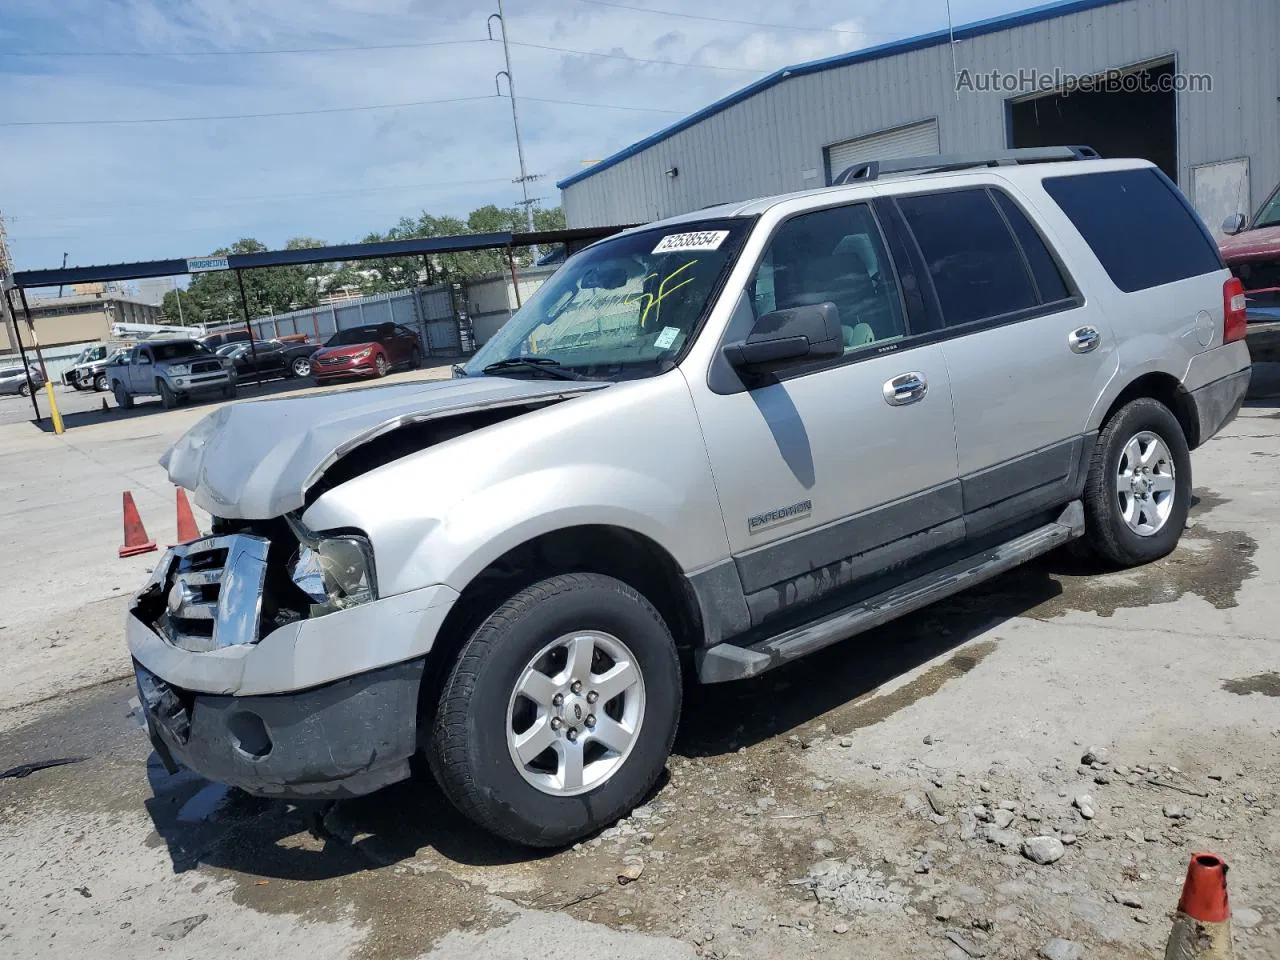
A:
652;230;729;254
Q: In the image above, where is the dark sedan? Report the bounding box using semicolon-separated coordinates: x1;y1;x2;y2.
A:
219;339;319;381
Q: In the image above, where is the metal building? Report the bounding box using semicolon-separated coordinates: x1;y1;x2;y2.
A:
558;0;1279;237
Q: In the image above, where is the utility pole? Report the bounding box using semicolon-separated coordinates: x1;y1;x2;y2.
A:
57;252;68;297
489;1;541;263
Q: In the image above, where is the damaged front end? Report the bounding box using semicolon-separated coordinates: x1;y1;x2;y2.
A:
128;517;434;799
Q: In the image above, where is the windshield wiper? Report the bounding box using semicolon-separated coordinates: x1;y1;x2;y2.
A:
481;356;591;381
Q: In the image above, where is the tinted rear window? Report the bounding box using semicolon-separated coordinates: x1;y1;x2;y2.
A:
1042;168;1222;293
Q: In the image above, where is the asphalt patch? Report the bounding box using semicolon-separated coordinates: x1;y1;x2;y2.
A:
1222;673;1280;698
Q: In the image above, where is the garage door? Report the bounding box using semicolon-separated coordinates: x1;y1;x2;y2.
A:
825;120;940;185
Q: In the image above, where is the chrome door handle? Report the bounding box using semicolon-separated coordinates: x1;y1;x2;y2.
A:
883;372;928;406
1069;326;1101;354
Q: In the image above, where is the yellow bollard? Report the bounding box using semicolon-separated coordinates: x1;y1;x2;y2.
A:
43;381;65;435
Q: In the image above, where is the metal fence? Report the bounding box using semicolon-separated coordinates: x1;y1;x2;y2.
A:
214;266;559;357
243;286;464;357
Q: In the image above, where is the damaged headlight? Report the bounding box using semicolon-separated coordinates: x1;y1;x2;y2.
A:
290;535;378;617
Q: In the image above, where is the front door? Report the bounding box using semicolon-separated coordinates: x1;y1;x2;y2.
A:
688;200;961;626
890;185;1117;533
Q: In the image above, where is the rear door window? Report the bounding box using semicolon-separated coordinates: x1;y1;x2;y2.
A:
1042;168;1223;292
897;188;1038;326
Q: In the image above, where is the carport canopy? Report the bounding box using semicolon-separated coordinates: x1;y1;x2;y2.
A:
2;223;634;423
9;225;630;288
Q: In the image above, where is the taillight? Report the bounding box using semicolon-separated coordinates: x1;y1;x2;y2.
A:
1224;277;1248;344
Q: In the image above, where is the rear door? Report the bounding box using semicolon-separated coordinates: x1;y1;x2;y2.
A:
890;185;1116;537
376;323;404;363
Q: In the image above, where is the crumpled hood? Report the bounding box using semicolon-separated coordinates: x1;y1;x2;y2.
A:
161;376;609;520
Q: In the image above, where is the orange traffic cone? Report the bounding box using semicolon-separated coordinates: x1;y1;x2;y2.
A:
119;491;157;558
173;488;200;545
1165;853;1234;959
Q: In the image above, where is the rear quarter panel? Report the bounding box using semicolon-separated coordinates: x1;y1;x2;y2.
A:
1006;169;1237;432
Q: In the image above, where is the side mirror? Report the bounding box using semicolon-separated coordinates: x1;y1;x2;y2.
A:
1222;213;1248;236
722;303;844;372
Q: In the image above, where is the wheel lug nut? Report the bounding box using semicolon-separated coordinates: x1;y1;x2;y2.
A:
550;717;562;730
585;715;596;729
570;680;582;694
552;693;563;707
566;728;578;742
586;691;599;704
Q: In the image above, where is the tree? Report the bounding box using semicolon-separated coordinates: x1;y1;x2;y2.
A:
160;288;205;326
174;207;570;311
183;237;325;324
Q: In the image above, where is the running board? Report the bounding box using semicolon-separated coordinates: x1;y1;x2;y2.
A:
696;501;1084;684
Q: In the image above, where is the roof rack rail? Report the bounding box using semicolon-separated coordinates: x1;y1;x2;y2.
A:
832;145;1100;185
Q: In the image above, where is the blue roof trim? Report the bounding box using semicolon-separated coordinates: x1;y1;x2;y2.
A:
557;0;1132;190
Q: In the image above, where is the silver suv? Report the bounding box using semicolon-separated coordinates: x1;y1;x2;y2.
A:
128;150;1250;847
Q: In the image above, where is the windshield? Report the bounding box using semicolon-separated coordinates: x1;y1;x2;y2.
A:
1254;184;1280;229
326;326;380;347
152;341;212;362
465;219;751;379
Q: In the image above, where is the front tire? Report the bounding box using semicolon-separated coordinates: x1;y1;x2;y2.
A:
222;383;238;400
1081;397;1192;567
158;380;178;410
94;373;109;392
428;573;681;848
374;353;389;378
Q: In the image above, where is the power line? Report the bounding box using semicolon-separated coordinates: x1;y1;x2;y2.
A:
6;39;488;57
570;0;899;37
0;92;680;127
6;35;764;75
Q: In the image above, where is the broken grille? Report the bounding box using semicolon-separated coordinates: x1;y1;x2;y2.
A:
152;535;270;652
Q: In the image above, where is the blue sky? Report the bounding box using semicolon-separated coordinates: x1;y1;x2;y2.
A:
1;0;1040;272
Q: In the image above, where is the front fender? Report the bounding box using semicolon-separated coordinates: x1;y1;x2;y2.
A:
392;464;722;596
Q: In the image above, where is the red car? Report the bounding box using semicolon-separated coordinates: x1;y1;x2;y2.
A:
310;322;423;383
1219;180;1280;362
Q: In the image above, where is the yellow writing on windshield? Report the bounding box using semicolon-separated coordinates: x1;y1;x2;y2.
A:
626;260;698;329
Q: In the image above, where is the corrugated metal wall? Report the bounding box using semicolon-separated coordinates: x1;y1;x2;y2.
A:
562;0;1279;228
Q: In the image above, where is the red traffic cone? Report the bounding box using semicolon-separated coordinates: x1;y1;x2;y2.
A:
173;488;200;545
119;492;157;558
1165;853;1233;959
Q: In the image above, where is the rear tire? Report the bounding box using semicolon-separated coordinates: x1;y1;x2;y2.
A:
1081;397;1191;567
410;347;421;370
428;573;681;848
291;356;312;378
113;381;133;409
